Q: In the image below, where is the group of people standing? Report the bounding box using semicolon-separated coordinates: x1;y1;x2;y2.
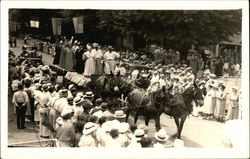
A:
53;37;120;77
9;49;187;148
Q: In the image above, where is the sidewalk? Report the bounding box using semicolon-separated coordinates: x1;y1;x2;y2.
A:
8;39;54;146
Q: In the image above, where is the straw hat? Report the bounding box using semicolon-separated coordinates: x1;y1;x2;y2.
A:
113;110;126;118
155;129;169;142
134;129;145;141
118;122;129;133
34;83;42;89
82;122;98;135
60;107;73;118
84;91;94;98
74;96;83;105
67;96;74;102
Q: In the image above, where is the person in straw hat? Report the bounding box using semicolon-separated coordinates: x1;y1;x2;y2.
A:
113;110;126;122
56;107;75;147
78;122;98;147
153;129;171;148
82;91;94;113
128;129;145;148
227;86;239;120
117;122;130;147
72;96;84;123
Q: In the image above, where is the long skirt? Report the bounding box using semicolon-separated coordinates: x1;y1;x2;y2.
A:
95;58;103;75
59;49;66;68
84;58;96;76
227;106;239;120
65;51;75;71
53;47;61;65
215;99;226;118
49;107;59;130
39;107;50;137
34;102;40;122
211;97;217;115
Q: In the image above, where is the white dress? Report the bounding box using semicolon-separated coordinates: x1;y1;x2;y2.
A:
83;51;96;76
202;89;213;114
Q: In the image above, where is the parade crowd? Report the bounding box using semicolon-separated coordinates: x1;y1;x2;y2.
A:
9;37;242;148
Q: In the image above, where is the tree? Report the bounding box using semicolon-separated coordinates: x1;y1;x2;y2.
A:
96;10;242;57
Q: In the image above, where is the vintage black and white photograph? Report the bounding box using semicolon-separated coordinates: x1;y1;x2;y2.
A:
1;0;249;158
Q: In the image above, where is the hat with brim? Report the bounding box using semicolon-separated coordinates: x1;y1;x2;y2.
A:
34;83;42;89
82;122;98;135
74;96;83;105
60;107;73;117
84;91;94;98
134;129;145;141
198;81;206;86
118;122;129;133
67;96;74;102
113;110;126;118
155;129;169;142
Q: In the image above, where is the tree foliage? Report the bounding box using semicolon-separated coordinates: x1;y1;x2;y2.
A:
96;10;242;48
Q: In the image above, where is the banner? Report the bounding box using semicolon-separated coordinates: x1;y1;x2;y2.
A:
73;16;84;34
51;18;62;36
30;20;39;28
9;21;17;32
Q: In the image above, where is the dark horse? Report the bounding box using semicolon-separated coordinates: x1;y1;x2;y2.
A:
163;84;204;139
125;86;172;131
94;71;123;102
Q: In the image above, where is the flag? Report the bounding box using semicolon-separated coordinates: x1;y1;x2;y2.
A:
73;16;84;34
51;18;62;35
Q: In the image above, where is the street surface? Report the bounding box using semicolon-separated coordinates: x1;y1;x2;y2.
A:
8;39;225;147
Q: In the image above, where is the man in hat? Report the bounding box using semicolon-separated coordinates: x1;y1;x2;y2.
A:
78;122;98;147
128;129;145;148
82;91;94;114
153;129;171;148
113;110;126;122
56;107;75;147
103;46;120;74
117;122;130;147
54;89;69;117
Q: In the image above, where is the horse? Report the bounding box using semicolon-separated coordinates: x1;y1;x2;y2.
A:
163;84;204;139
94;71;123;102
125;86;172;131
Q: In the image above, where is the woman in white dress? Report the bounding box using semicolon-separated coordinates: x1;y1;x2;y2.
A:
83;46;95;76
202;84;213;119
227;87;239;120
